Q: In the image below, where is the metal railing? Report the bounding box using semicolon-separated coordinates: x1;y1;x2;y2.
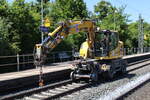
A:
123;47;150;55
0;54;34;72
0;47;150;73
0;51;75;72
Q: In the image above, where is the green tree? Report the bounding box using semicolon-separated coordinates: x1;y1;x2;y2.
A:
46;0;88;51
94;1;130;48
37;0;50;3
128;22;150;47
49;0;88;22
0;17;14;55
0;0;9;17
128;22;138;47
0;0;21;55
94;0;113;20
143;22;150;47
7;0;41;53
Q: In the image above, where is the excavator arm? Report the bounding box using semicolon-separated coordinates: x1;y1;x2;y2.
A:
34;20;95;66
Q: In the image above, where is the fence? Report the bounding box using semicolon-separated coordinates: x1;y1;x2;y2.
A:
123;47;150;55
0;51;75;73
0;47;150;73
0;54;34;72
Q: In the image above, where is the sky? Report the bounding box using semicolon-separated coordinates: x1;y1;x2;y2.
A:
86;0;150;23
8;0;150;23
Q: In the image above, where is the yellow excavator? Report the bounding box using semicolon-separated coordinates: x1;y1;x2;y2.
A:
34;20;127;81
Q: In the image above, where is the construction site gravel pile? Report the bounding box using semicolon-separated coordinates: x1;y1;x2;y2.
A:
60;60;150;100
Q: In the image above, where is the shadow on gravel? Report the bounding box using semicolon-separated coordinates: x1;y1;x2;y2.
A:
97;73;136;84
114;73;136;81
78;73;136;91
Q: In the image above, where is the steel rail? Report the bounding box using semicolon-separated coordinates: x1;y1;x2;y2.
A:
0;79;72;100
127;58;150;66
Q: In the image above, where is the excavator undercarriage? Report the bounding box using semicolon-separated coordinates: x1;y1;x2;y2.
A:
70;58;127;81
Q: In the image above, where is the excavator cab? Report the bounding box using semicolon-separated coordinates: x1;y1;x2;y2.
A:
94;30;119;57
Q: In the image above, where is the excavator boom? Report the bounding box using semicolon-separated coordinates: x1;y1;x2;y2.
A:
34;20;95;66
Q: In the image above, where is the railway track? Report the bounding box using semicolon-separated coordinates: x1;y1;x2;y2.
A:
1;79;93;100
1;58;150;100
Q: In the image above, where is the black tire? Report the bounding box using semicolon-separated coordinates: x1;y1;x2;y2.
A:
121;63;127;74
103;71;114;79
70;71;76;81
102;65;114;79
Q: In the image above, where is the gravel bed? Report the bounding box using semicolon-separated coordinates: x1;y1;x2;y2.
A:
124;80;150;100
60;61;150;100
